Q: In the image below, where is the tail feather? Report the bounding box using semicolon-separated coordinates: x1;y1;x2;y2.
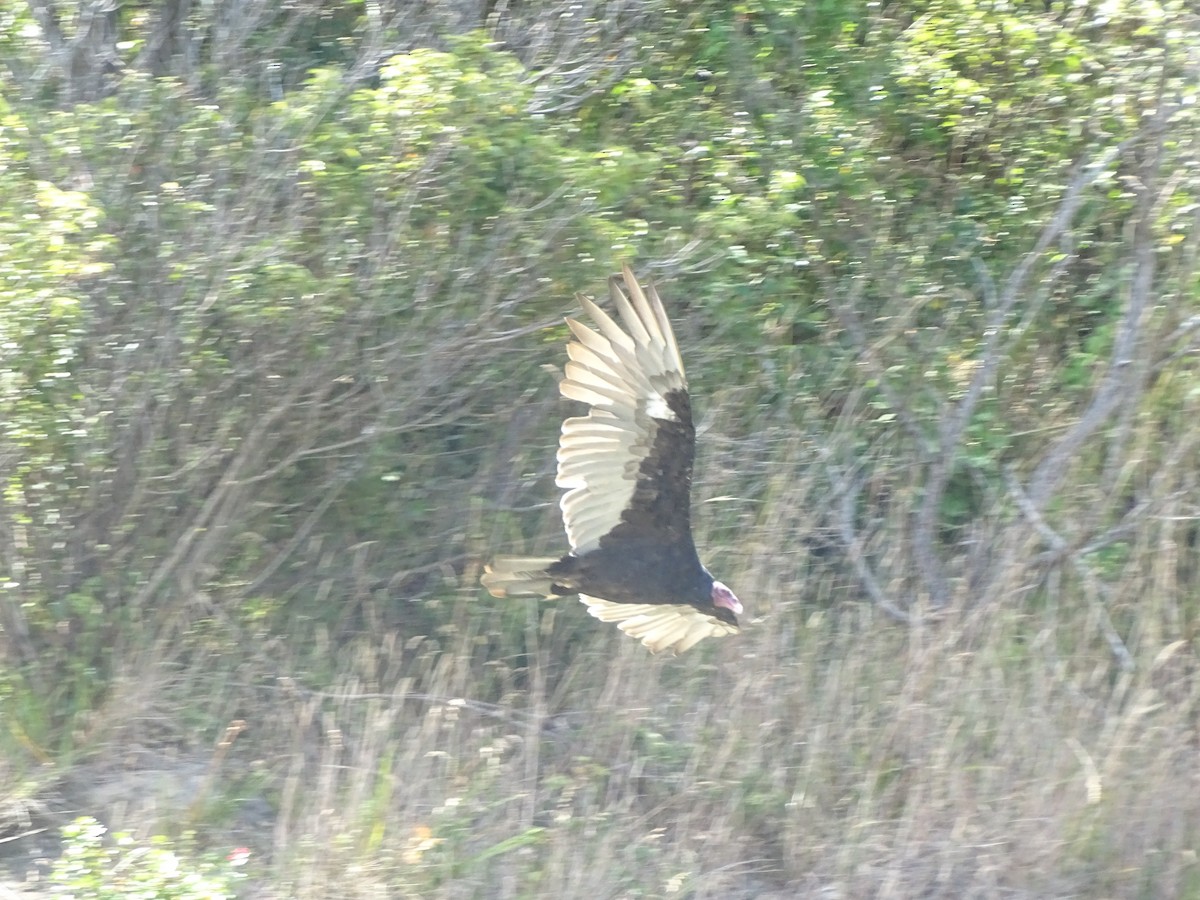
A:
481;557;559;597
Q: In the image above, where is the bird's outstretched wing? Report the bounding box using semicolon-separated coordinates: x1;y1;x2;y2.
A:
556;265;695;554
579;595;739;654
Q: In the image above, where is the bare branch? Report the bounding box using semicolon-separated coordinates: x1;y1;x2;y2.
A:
1026;138;1166;507
1004;469;1134;671
831;463;911;624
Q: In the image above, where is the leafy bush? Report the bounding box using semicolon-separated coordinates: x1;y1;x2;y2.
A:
51;817;246;900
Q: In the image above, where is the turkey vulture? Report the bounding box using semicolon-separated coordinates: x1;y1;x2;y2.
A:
482;266;742;653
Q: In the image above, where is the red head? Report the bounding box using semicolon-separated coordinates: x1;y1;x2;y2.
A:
711;580;742;616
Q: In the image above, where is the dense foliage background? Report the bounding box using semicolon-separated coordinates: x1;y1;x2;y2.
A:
2;1;1198;896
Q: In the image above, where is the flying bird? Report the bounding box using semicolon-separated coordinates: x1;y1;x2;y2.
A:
482;266;742;653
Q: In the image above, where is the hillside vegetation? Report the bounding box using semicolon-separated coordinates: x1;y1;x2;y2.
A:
2;1;1199;897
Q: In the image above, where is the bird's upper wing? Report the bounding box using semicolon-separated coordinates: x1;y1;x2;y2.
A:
556;265;695;554
579;594;738;654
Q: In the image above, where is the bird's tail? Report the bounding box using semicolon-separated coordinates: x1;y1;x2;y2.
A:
481;557;560;598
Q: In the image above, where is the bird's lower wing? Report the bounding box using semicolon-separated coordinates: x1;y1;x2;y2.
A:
579;594;738;654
